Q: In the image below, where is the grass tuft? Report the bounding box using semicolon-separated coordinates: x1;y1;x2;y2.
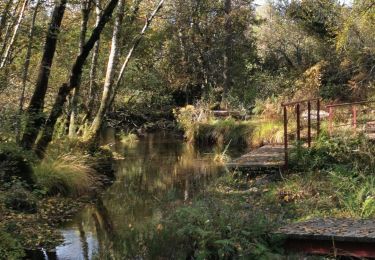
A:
118;131;139;146
33;154;98;197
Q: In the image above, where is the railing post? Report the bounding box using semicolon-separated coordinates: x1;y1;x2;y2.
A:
284;105;288;169
317;99;320;136
352;105;357;129
296;103;300;142
329;106;333;136
307;101;311;147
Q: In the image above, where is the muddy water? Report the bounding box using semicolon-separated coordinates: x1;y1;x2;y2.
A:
50;131;242;259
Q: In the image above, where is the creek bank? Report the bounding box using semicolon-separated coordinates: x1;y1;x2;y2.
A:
142;133;375;258
0;141;117;258
106;105;178;133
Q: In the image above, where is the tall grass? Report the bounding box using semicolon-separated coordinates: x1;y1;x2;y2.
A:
250;121;285;147
33;154;98;197
284;133;375;219
193;118;254;146
118;131;139;146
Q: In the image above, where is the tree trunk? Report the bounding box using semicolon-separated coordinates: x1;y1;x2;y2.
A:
35;0;120;158
0;0;20;59
222;0;232;105
0;0;13;41
68;0;92;138
21;0;67;150
0;0;28;68
85;0;102;122
86;0;126;141
16;0;41;142
108;0;165;108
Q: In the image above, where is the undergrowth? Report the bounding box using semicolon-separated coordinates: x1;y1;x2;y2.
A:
33;154;98;197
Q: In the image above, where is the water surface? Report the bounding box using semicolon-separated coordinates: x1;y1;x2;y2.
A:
52;131;240;259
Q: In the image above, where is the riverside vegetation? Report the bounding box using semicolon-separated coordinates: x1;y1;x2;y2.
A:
0;0;374;258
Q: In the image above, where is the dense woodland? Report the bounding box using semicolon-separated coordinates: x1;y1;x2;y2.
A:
0;0;373;149
0;0;375;259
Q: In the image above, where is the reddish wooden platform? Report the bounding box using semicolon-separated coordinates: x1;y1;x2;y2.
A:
277;219;375;258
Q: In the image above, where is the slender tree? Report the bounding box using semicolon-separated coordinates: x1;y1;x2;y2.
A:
85;0;102;121
0;0;28;68
68;0;93;138
222;0;232;103
86;0;126;141
21;0;67;150
0;0;13;43
86;0;165;141
109;0;165;108
16;0;41;141
0;0;21;59
35;0;120;157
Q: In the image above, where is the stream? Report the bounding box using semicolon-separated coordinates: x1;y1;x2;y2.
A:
33;130;243;259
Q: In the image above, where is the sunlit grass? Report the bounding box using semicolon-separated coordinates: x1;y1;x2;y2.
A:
118;131;139;146
33;154;98;197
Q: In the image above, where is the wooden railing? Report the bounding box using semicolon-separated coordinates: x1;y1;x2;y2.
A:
326;100;375;136
282;98;321;169
281;98;375;169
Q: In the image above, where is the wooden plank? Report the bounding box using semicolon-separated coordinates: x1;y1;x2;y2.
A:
284;238;375;258
277;219;375;258
276;219;375;242
227;145;285;168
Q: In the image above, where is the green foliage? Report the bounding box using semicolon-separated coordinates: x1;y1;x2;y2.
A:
290;133;375;171
284;132;375;218
0;229;25;260
147;196;282;259
118;131;139;146
194;119;253;146
329;168;375;218
0;142;35;185
250;121;284;147
33;154;98;197
4;180;37;213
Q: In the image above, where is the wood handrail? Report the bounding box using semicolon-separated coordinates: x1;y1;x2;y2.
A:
326;100;375;108
282;98;319;107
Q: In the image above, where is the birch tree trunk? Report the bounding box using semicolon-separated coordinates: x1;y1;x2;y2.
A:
108;0;165;108
68;0;92;138
86;0;126;141
0;0;20;59
16;0;41;142
0;0;28;68
35;0;119;157
21;0;67;150
0;0;13;41
222;0;232;104
85;0;102;121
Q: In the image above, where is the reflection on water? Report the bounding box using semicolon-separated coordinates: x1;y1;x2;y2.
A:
53;131;238;259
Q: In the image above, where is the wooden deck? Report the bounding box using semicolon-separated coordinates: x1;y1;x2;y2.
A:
227;145;285;168
276;219;375;258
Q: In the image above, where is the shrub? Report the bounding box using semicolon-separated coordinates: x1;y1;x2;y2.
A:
250;121;284;147
194;119;254;146
4;181;37;213
329;169;375;218
290;133;375;171
33;154;98;197
252;96;283;121
0;229;25;259
0;142;35;185
118;131;139;146
147;197;282;259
